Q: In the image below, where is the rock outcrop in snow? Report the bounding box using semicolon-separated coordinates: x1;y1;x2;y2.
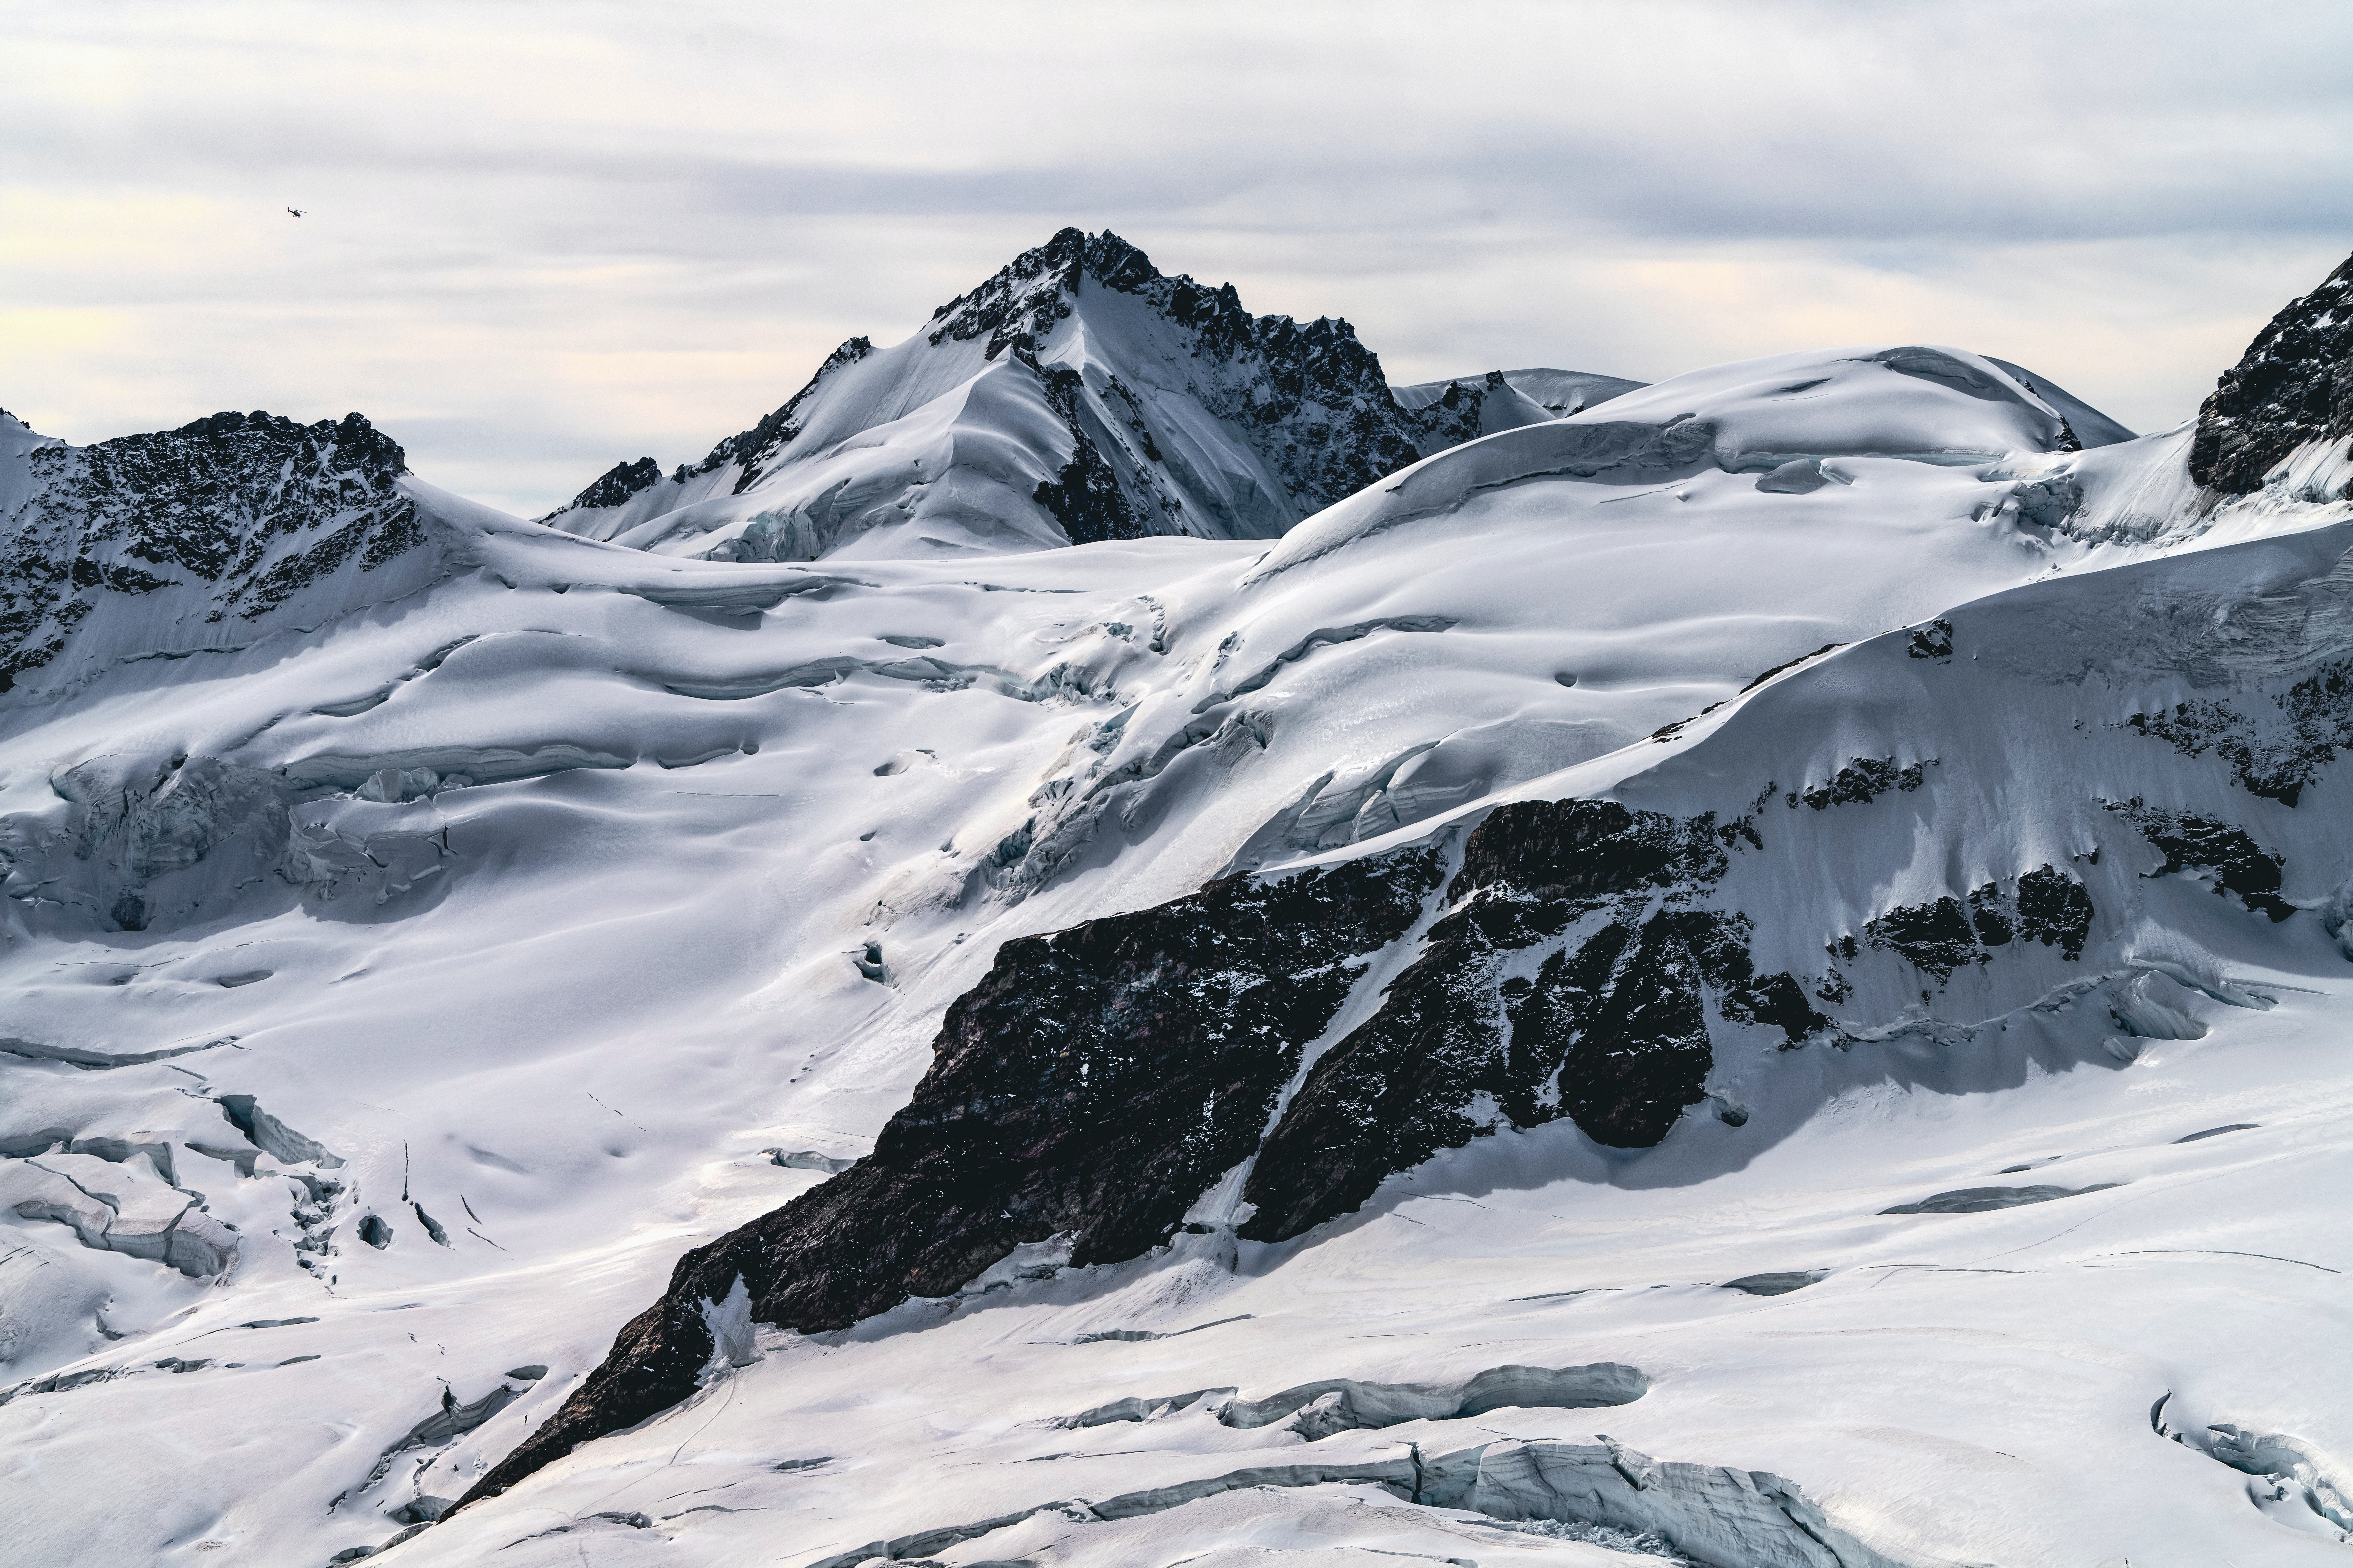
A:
2193;249;2353;497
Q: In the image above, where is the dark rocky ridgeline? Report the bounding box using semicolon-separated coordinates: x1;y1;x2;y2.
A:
2191;247;2353;495
536;338;880;525
940;227;1434;541
1398;370;1522;453
543;455;661;519
1238;799;1823;1240
457;794;1843;1511
677;336;877;497
0;410;430;692
458;849;1444;1509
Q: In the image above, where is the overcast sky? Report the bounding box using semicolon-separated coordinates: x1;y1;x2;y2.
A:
6;1;2351;516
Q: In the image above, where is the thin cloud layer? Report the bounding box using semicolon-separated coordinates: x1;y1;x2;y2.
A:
4;0;2348;514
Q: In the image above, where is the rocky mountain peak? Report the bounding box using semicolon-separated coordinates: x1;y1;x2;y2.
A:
0;408;442;696
2191;246;2353;495
539;228;1573;558
556;456;662;516
918;228;1403;442
914;227;1454;533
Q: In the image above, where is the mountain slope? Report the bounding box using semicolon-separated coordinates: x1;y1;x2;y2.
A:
462;391;2351;1522
6;247;2353;1568
0;347;2200;1563
537;230;1581;562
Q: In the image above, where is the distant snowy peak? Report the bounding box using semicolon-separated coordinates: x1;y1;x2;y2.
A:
1570;342;2133;468
1392;367;1646;433
1389;370;1558;451
2192;245;2353;498
538;229;1575;562
0;409;452;699
928;226;1441;516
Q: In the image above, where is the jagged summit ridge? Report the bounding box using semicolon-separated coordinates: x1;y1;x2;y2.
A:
0;408;445;696
2192;245;2353;497
536;228;1568;560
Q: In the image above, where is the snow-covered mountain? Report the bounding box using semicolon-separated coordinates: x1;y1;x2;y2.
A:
1391;367;1647;432
0;408;454;701
6;235;2353;1568
536;230;1608;562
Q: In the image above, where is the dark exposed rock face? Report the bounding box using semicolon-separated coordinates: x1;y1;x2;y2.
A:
460;850;1444;1509
1849;864;2094;981
2013;865;2098;954
1906;618;1954;661
2125;664;2353;807
460;792;1857;1511
458;783;2144;1511
1028;357;1153;544
1859;896;1978;980
0;410;431;692
1795;756;1927;811
2190;248;2353;496
546;456;662;519
1239;800;1808;1239
2106;800;2294;921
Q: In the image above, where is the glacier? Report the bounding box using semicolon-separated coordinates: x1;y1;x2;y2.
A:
3;234;2353;1567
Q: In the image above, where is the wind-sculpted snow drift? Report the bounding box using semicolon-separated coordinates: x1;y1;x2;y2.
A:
10;238;2353;1568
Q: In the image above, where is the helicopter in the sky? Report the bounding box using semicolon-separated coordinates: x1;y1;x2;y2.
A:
287;207;304;218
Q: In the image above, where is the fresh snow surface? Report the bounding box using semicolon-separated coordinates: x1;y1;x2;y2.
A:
3;333;2353;1568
